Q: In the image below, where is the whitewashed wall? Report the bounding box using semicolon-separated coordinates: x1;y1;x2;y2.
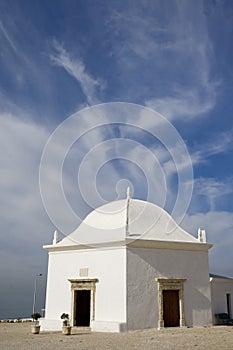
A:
127;246;213;330
41;246;126;332
41;242;214;332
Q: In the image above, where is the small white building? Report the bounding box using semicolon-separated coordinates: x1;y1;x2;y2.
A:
211;274;233;324
40;193;233;332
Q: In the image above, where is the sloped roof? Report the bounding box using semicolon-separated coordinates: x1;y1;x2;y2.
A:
210;273;233;280
50;198;200;248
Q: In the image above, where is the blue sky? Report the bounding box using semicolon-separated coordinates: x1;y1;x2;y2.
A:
0;0;233;319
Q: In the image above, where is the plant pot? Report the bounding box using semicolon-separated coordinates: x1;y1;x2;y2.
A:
62;326;72;335
31;324;41;334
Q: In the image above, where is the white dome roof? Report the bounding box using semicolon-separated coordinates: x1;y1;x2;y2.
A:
56;198;198;247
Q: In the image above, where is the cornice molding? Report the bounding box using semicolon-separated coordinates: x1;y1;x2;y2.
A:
43;238;212;253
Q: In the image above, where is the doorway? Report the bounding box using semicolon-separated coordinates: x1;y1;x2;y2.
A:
74;290;91;326
226;293;232;318
163;290;180;327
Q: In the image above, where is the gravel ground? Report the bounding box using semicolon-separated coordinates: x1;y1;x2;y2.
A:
1;323;233;350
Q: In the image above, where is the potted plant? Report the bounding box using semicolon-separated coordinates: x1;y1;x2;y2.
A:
31;313;41;334
61;313;71;335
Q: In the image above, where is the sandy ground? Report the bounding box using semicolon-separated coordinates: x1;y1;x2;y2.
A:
1;323;233;350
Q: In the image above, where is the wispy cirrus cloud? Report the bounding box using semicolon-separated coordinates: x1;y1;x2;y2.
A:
107;1;218;121
194;177;233;211
191;129;233;165
0;20;17;52
145;86;217;121
49;40;106;105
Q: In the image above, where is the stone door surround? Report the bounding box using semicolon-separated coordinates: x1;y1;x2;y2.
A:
68;278;99;327
156;278;186;329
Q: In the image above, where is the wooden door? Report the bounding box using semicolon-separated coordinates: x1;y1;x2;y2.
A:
163;290;180;327
74;290;91;326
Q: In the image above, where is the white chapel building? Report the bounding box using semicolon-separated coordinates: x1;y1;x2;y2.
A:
40;190;233;332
